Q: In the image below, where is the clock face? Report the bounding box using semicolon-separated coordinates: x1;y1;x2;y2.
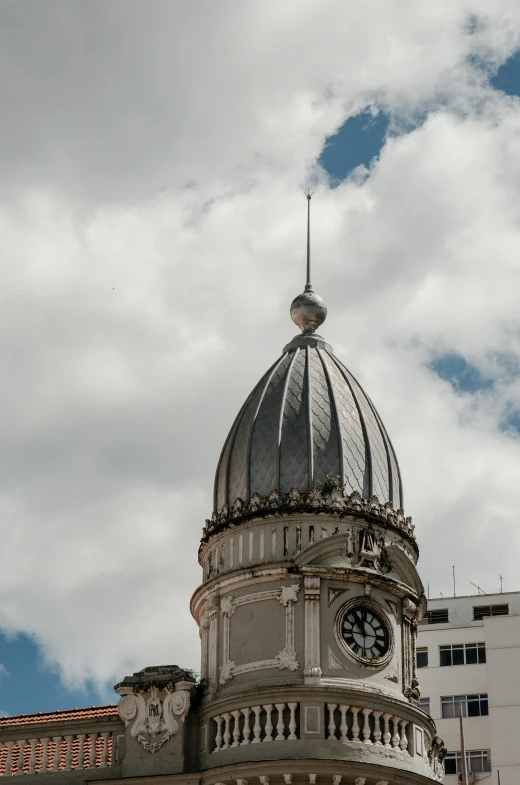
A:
341;605;390;662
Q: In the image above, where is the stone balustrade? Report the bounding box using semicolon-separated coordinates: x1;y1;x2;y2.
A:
212;703;299;750
0;731;113;776
326;704;410;754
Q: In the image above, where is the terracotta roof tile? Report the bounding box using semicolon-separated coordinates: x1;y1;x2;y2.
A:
0;725;118;774
0;705;119;727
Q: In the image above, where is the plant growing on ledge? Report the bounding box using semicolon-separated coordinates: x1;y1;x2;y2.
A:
317;474;345;495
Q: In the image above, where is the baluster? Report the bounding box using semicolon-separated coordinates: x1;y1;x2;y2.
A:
288;703;297;740
327;704;337;739
53;736;62;771
14;740;25;775
373;711;382;745
100;733;110;768
63;735;73;771
382;713;392;748
39;737;50;773
399;719;409;754
275;704;286;740
27;739;38;774
222;712;232;749
88;733;98;767
263;704;273;742
351;707;361;742
4;740;14;776
214;716;223;751
362;708;372;743
232;710;241;747
339;704;349;741
251;706;262;743
240;708;251;745
76;734;86;770
391;716;401;749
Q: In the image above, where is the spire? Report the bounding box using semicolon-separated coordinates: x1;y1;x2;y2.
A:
290;191;327;334
305;189;312;290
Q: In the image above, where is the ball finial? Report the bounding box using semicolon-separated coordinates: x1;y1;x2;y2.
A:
290;283;327;334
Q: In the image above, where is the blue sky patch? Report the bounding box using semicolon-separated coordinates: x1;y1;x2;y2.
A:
430;353;493;393
319;109;390;184
490;50;520;98
0;633;110;716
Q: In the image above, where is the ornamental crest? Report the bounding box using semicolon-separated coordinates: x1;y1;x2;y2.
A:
118;683;191;753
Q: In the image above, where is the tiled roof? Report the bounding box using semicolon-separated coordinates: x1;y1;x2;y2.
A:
0;710;120;776
0;704;119;727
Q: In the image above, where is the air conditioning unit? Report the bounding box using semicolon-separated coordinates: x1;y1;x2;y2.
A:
458;773;475;784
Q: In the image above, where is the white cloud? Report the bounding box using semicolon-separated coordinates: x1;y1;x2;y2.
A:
0;1;520;694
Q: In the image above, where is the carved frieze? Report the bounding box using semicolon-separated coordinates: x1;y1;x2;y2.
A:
203;488;415;545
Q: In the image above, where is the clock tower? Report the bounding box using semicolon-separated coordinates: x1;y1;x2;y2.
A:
189;223;446;784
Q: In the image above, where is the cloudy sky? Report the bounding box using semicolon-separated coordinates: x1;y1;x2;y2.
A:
2;0;520;715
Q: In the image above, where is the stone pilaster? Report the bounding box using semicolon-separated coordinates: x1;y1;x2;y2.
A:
303;575;321;682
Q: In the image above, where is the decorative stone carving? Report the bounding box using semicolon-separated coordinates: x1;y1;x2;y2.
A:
115;667;194;754
279;584;300;606
430;735;447;781
220;596;236;617
328;587;347;606
275;647;299;670
219;584;301;685
203;488;415;546
401;598;421;705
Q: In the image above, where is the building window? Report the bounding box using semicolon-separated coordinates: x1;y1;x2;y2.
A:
441;694;488;718
418;697;430;715
473;603;509;620
444;750;491;775
420;608;449;625
416;647;428;668
439;642;486;666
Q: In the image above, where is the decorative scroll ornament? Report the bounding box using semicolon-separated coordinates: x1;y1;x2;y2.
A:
203;488;415;546
118;687;179;753
430;735;447;781
275;647;299;670
116;668;194;754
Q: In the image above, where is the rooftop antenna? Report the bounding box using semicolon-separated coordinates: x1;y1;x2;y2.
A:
469;581;485;595
499;574;503;594
289;190;327;335
453;565;456;597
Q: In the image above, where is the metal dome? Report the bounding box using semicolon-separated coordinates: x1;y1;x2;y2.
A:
213;334;403;514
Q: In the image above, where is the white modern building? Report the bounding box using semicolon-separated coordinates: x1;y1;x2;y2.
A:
417;591;520;784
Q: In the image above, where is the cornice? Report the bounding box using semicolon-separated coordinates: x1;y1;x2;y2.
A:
202;488;415;550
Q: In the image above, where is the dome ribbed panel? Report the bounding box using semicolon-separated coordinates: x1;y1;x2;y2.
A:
322;352;368;496
212;342;403;514
249;353;292;497
388;440;402;508
214;411;242;512
309;349;340;488
279;349;310;493
342;367;390;502
227;379;268;505
369;397;402;508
